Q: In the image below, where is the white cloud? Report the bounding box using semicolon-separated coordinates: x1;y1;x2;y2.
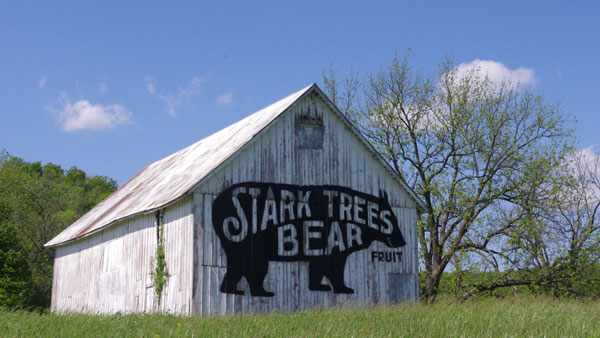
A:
144;76;156;94
454;59;536;90
37;75;47;89
48;92;132;132
576;145;600;177
98;81;109;94
216;92;234;106
577;145;598;161
146;76;205;116
570;145;600;199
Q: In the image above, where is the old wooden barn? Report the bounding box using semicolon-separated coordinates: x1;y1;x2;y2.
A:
45;84;426;315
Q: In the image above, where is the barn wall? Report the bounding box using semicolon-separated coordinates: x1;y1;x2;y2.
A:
191;92;419;315
160;196;194;314
51;196;193;314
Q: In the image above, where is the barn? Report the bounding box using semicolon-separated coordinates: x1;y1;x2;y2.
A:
45;84;426;315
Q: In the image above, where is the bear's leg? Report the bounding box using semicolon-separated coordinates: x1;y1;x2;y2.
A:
328;254;354;294
220;271;244;295
247;258;274;297
308;260;331;291
220;255;244;295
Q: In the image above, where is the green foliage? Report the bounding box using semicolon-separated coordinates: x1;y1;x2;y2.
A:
323;52;583;302
0;203;37;309
152;212;168;304
1;297;599;337
0;149;117;310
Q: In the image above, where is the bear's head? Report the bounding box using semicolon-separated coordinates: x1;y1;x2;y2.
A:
377;190;406;248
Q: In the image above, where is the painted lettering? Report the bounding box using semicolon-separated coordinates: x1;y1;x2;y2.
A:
323;190;338;217
367;202;379;230
326;221;346;254
248;187;261;234
261;187;278;230
353;196;366;224
297;190;312;218
370;251;403;263
380;210;393;234
339;192;352;220
212;182;406;297
346;222;362;249
303;220;324;256
278;223;299;256
222;187;249;242
280;189;295;223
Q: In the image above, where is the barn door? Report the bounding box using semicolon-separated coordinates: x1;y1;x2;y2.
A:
388;273;417;303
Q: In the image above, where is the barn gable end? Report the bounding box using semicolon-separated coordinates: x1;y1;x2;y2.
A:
190;89;420;314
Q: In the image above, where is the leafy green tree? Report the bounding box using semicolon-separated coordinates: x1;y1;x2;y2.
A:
0;150;117;309
0;201;37;309
323;54;574;302
516;149;599;297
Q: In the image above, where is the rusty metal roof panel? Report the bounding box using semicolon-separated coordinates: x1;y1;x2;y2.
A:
45;84;315;247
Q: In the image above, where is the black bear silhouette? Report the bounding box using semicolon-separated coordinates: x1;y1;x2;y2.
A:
211;182;406;297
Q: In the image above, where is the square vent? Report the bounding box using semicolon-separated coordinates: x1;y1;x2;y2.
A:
296;114;324;149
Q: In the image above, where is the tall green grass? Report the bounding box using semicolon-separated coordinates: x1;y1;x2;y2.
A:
1;297;598;337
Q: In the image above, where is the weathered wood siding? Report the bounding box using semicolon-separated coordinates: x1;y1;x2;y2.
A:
160;196;194;314
51;196;193;314
191;92;419;315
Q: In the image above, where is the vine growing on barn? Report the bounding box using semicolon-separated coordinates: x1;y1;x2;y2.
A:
152;211;168;304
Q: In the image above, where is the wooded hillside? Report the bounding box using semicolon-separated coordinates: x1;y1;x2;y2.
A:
0;150;117;309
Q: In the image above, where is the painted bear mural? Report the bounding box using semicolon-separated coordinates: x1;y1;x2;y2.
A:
211;182;406;297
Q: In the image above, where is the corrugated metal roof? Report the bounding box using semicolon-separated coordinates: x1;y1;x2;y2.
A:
46;83;426;247
45;84;315;247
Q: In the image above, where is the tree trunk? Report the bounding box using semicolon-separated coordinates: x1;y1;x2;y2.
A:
421;266;443;304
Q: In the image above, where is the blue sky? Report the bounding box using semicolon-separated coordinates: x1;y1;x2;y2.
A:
1;1;598;185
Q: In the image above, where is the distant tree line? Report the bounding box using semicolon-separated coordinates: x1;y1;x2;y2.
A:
324;52;600;302
0;150;117;310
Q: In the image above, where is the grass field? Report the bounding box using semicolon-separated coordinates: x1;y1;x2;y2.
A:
1;297;599;337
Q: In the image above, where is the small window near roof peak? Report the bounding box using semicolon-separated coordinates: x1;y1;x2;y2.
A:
296;114;324;149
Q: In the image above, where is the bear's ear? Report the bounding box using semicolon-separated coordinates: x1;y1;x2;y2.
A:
379;190;390;206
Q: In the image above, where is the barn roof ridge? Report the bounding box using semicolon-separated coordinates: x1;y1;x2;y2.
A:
307;85;427;213
46;83;424;248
